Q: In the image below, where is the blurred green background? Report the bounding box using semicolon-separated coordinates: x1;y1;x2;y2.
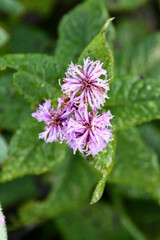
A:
0;0;160;239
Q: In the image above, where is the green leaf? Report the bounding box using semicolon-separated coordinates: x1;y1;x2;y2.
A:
78;19;115;203
77;19;115;204
108;128;160;200
78;18;114;80
14;71;60;105
0;74;30;131
106;0;148;12
0;135;8;164
0;28;9;48
105;75;160;131
115;33;160;77
89;137;116;205
0;54;61;105
55;0;115;73
0;117;67;182
0;0;24;14
0;54;61;85
0;205;7;240
90;174;108;205
17;151;98;225
56;203;131;240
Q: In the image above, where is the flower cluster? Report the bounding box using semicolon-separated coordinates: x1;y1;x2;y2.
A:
32;57;113;157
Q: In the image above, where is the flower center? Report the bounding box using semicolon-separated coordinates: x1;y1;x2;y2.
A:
83;76;91;89
84;122;91;129
51;110;62;125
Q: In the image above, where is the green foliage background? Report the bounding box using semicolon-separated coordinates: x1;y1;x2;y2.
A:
0;0;160;239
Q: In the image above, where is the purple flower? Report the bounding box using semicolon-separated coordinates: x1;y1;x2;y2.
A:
66;105;113;157
61;57;110;109
32;98;72;143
